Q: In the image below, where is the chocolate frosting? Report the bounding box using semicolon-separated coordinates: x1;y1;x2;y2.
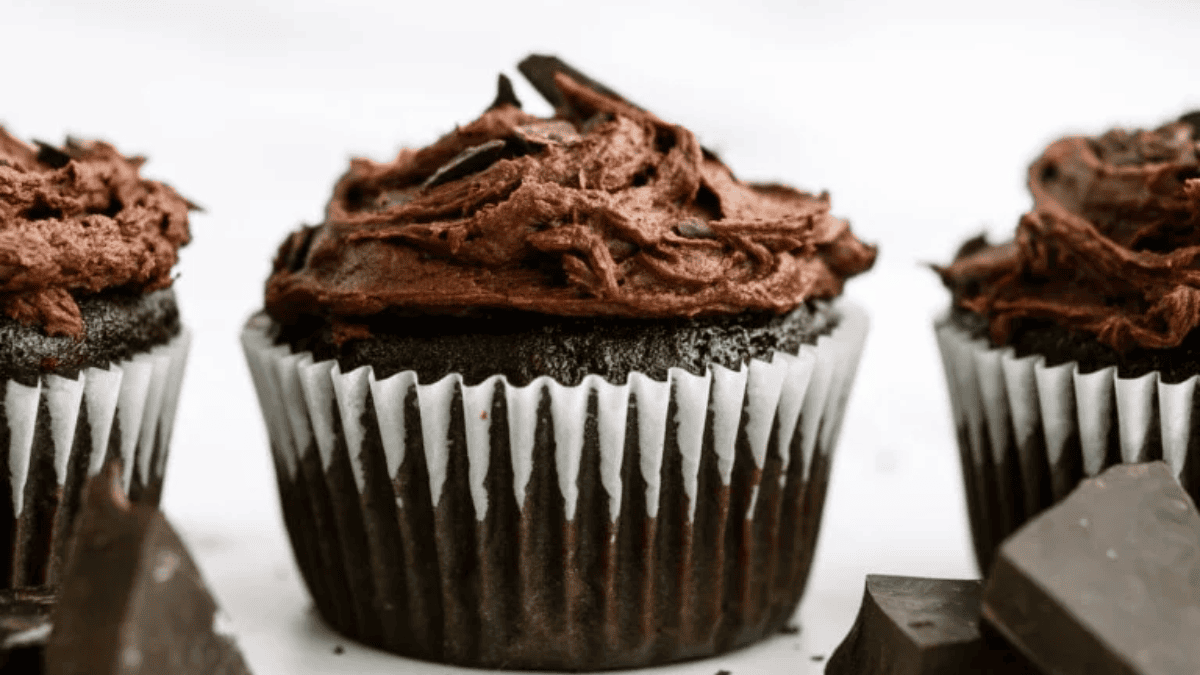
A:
266;64;876;332
0;130;193;339
937;113;1200;352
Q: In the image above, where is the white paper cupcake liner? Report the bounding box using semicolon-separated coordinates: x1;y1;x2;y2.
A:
0;329;190;590
935;318;1200;571
242;304;867;669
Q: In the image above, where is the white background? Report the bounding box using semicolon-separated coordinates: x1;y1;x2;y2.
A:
3;1;1199;672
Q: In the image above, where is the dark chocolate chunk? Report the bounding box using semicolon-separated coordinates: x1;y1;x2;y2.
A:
33;142;71;170
421;139;511;190
44;465;252;675
982;461;1200;675
487;73;521;111
826;575;1037;675
0;588;53;674
517;54;637;111
1176;110;1200;136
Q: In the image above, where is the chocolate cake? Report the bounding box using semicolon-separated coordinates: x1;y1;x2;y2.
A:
245;54;875;669
934;112;1200;570
0;130;194;592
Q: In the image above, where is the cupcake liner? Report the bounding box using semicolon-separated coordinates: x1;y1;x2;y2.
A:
0;329;191;590
242;304;867;670
935;318;1200;571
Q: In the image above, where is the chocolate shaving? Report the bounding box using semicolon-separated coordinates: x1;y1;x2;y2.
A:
33;141;70;169
517;54;637;113
420;139;512;190
487;73;522;111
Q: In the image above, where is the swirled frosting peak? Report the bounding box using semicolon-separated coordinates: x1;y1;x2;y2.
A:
266;60;876;331
937;113;1200;352
0;129;193;338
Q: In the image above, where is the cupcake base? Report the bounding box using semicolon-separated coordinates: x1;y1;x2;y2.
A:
936;317;1200;572
243;303;867;670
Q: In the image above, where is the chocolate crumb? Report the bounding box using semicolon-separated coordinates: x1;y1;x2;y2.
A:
810;654;826;662
333;645;345;655
715;670;731;675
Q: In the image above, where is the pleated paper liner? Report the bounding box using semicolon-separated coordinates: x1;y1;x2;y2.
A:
935;318;1200;572
0;329;191;591
243;304;867;670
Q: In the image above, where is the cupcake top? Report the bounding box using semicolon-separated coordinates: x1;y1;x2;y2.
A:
0;130;194;339
266;56;876;337
937;113;1200;352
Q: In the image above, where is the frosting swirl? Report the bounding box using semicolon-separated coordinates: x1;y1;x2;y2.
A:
937;114;1200;352
266;69;876;332
0;129;193;338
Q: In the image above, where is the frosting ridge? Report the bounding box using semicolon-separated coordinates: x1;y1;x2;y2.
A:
0;130;193;338
266;64;876;330
937;114;1200;352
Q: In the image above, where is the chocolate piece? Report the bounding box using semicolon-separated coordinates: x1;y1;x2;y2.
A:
0;588;53;674
421;139;512;189
487;73;521;111
982;461;1200;675
0;128;194;338
1180;110;1200;135
33;142;70;170
517;54;634;111
826;575;1036;675
44;466;252;675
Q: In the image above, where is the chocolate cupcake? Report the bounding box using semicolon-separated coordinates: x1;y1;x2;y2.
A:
0;130;193;590
243;55;876;669
935;112;1200;570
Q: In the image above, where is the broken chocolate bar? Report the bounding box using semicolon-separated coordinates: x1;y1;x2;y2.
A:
0;588;53;674
826;575;1036;675
44;465;252;675
982;461;1200;675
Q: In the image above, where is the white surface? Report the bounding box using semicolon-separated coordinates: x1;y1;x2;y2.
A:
3;1;1199;672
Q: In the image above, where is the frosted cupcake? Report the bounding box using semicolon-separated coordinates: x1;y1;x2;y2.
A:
935;112;1200;570
244;55;875;669
0;130;192;589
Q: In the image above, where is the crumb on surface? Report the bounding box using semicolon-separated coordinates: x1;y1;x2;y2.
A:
333;645;345;655
811;654;826;662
